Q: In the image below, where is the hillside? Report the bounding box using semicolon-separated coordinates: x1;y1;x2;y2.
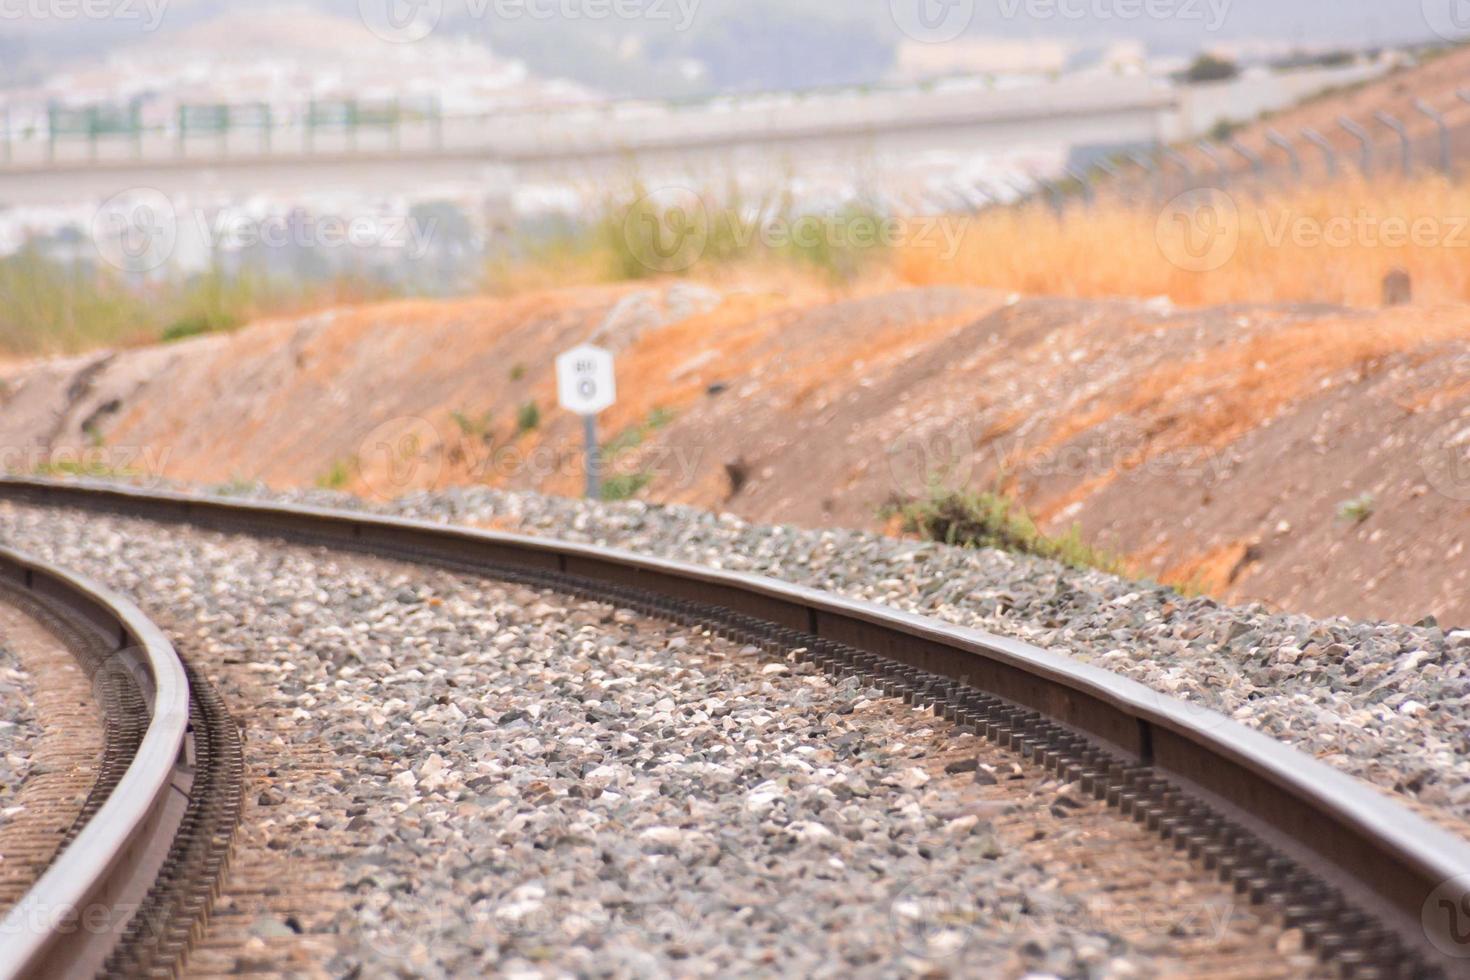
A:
1187;46;1470;174
5;283;1468;627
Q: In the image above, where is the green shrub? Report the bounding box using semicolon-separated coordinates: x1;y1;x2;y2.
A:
888;487;1124;575
316;458;353;490
516;401;541;435
602;471;652;501
1337;492;1375;525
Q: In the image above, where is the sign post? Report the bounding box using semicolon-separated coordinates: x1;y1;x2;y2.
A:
556;344;617;500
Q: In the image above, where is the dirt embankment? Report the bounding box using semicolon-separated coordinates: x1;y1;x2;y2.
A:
4;283;1469;626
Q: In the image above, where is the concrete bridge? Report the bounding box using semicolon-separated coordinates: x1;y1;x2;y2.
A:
0;75;1177;206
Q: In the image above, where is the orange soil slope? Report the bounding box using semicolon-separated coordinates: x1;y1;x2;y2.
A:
3;285;1468;626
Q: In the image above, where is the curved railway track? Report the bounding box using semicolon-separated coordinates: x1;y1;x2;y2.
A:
0;477;1466;978
0;540;242;979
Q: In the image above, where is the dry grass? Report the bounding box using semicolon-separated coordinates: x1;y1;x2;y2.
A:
896;174;1470;308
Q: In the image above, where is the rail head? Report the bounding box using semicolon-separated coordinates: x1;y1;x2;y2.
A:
0;543;190;980
3;477;1470;970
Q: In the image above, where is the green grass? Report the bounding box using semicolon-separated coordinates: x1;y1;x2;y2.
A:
887;487;1125;575
488;184;894;290
451;409;495;442
30;458;136;481
316;458;353;490
0;249;402;357
1337;492;1375;525
604;185;890;284
602;471;652;501
602;406;676;459
516;401;542;436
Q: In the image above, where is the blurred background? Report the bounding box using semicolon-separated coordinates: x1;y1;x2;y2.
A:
3;0;1470;624
0;0;1444;343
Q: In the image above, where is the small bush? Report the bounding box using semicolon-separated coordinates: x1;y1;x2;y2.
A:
451;409;494;441
888;488;1124;575
316;458;352;490
516;401;541;435
602;471;652;501
1184;53;1239;84
1337;492;1375;525
31;458;133;480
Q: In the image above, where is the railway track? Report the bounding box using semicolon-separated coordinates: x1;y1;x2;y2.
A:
0;477;1466;977
0;541;242;979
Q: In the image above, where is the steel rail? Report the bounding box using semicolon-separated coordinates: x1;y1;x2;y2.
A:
2;477;1469;976
0;544;190;980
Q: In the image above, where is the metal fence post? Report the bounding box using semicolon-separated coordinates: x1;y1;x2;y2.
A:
1040;178;1064;216
1229;140;1264;179
1128;151;1161;199
1161;148;1194;196
1415;99;1451;174
1196;141;1230;186
1065;166;1095;209
1266;129;1301;180
1338;116;1372;175
1301;128;1337;178
1374;111;1411;175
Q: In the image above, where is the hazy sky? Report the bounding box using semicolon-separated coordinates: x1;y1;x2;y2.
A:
0;0;1437;45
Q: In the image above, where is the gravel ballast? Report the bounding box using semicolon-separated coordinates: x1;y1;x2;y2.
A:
0;499;1303;977
0;627;38;824
181;481;1470;832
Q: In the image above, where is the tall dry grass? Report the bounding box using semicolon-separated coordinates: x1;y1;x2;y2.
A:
895;175;1470;308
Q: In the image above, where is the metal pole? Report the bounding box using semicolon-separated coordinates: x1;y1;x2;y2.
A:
1161;148;1194;196
1128;151;1160;199
1196;141;1230;186
1266;129;1301;180
1090;159;1120;205
1229;140;1264;178
1414;99;1451;174
1339;116;1372;175
1374;111;1411;175
1301;127;1337;178
1065;166;1094;209
583;414;601;500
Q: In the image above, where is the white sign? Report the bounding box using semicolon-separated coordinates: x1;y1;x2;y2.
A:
556;344;617;416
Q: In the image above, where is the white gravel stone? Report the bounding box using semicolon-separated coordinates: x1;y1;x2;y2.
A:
188;481;1468;828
